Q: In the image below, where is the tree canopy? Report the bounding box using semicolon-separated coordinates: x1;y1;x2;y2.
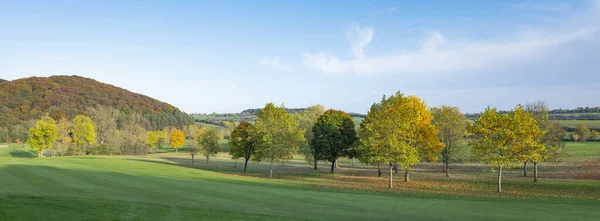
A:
27;115;59;157
359;92;444;187
253;103;305;177
311;109;357;173
431;106;467;176
229;121;257;173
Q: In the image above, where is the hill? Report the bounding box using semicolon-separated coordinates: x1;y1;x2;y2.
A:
0;75;192;129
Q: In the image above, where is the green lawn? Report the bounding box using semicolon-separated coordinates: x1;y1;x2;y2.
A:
1;147;599;220
564;141;600;160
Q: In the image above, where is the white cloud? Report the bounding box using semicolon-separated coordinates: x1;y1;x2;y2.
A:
347;26;374;59
303;1;600;75
258;57;292;71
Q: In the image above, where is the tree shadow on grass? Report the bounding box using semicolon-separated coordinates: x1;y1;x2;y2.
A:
9;149;37;158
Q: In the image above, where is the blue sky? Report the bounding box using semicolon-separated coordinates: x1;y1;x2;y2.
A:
1;0;599;114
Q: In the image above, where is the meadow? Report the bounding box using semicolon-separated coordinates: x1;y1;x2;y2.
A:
1;142;599;220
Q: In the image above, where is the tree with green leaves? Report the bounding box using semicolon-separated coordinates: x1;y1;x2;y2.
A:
254;103;305;177
311;110;357;173
197;127;221;164
469;105;543;192
293;105;326;169
230;121;257;173
359;92;444;187
431;106;467;177
71;115;97;154
574;124;590;142
27;115;59;157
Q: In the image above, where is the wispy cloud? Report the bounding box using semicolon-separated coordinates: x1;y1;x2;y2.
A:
304;1;600;75
258;57;292;71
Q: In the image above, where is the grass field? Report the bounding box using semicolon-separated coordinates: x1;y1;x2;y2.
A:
1;142;599;220
559;120;600;129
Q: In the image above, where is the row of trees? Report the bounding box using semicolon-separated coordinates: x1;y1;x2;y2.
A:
573;124;600;142
25;106;173;157
226;93;563;192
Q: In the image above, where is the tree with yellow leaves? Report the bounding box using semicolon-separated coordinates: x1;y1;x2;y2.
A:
71;115;97;154
27;115;59;157
170;129;185;153
469;105;544;192
359;92;444;188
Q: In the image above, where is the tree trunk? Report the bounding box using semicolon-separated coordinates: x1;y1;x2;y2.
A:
377;164;381;177
331;159;336;173
523;162;527;177
176;148;178;153
352;158;355;168
281;160;284;166
244;158;249;174
498;166;502;193
269;162;273;177
314;158;318;170
234;159;237;168
404;170;409;182
206;156;209;164
442;162;446;173
388;163;393;188
445;162;449;177
191;155;195;167
533;162;538;182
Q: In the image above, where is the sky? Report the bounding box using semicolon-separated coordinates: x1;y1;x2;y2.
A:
1;0;599;114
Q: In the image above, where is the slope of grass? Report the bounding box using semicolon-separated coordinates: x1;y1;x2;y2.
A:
1;147;599;220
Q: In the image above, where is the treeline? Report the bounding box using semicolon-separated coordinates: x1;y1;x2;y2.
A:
0;75;193;129
466;107;600;121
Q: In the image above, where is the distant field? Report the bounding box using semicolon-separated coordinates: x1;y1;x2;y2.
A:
559;120;600;129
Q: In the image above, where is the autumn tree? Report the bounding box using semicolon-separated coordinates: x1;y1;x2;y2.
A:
469;105;543;192
27;115;59;157
254;103;305;177
590;130;599;141
431;106;467;177
230;121;257;173
359;92;444;188
170;129;185;153
311;110;357;173
574;124;590;142
198;127;221;163
87;106;119;145
147;131;159;150
71;115;97;154
119;112;148;155
54;117;72;156
293;105;326;169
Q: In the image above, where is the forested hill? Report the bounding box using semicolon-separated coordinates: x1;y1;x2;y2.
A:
0;78;6;83
0;75;193;129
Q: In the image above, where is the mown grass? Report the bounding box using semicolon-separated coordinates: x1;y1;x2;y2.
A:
1;145;599;220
